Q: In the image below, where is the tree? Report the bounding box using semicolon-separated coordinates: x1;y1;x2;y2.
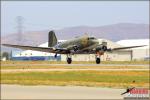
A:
2;52;9;60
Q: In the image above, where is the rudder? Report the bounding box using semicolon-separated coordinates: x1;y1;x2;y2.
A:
48;31;57;47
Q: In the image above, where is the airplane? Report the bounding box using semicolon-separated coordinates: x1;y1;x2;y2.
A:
121;87;135;95
2;31;146;64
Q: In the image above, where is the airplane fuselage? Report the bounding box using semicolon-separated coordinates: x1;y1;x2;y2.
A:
55;36;99;53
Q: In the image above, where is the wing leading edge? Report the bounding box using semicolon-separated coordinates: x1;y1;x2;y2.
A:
110;45;147;51
2;44;68;54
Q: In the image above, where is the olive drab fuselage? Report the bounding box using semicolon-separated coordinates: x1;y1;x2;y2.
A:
55;36;99;53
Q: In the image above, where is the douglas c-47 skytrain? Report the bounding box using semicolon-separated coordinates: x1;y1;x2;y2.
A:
2;31;146;64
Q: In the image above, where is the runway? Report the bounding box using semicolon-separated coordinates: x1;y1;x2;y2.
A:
1;84;125;99
2;63;149;67
1;68;149;73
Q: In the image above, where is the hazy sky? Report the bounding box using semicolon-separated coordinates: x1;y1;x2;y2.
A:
1;1;149;35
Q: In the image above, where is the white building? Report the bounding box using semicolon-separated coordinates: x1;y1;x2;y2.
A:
117;39;149;60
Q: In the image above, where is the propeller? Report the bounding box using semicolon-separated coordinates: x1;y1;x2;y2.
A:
73;45;79;52
67;45;79;52
96;41;108;52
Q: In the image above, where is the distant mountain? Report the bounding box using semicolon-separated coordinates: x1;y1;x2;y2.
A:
1;23;149;52
55;23;149;40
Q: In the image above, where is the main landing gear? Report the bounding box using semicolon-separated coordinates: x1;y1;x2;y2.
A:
96;57;101;64
95;52;102;64
67;54;72;64
66;53;102;64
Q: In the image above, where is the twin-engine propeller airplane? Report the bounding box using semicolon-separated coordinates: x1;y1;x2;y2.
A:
2;31;146;64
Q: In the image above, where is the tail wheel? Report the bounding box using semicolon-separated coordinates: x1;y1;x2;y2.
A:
67;58;72;64
96;58;101;64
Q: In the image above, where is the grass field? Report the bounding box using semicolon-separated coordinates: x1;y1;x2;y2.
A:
1;71;149;88
1;60;149;88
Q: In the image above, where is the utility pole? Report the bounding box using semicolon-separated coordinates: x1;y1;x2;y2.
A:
16;16;24;45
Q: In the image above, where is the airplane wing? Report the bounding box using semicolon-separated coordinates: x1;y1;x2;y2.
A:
110;45;146;51
74;45;147;54
2;44;68;54
2;44;146;54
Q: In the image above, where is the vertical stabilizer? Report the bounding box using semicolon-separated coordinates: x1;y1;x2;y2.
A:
48;31;57;47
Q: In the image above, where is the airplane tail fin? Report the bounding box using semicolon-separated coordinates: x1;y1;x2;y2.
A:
48;31;57;47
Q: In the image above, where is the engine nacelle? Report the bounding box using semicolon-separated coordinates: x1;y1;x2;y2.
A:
67;45;79;52
73;46;79;52
96;45;107;52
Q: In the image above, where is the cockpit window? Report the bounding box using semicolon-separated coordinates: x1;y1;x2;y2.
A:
58;42;62;44
88;37;95;40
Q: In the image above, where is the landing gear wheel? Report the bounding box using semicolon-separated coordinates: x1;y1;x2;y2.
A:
67;58;72;64
96;58;101;64
102;46;107;51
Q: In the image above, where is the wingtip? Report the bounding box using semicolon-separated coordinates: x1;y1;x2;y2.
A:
2;44;14;47
2;44;8;46
140;45;147;47
2;44;6;46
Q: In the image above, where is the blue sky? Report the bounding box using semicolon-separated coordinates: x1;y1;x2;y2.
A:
1;1;149;35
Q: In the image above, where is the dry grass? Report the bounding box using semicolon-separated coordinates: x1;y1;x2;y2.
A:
1;60;149;69
1;60;149;88
1;71;149;88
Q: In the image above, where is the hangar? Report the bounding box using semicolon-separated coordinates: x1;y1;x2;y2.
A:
10;39;149;61
117;39;149;61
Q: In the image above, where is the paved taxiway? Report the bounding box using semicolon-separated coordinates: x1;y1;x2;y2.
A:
2;63;149;67
1;68;149;73
1;85;125;99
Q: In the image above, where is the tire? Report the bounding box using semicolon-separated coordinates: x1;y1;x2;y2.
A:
96;58;101;64
67;58;72;64
102;46;107;51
